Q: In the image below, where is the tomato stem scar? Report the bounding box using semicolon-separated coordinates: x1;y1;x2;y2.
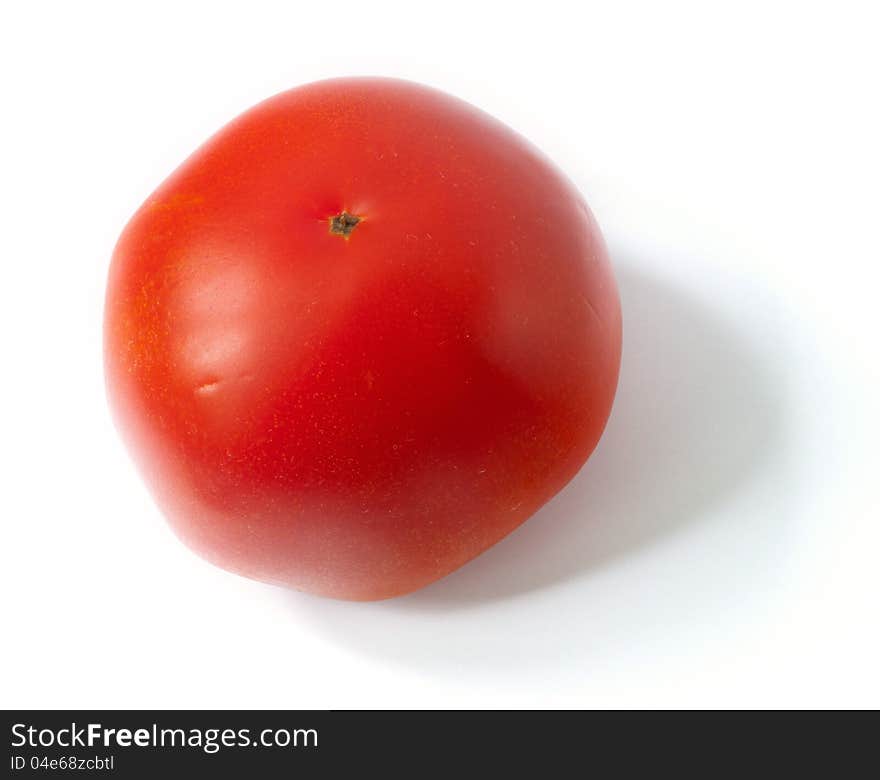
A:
329;211;361;238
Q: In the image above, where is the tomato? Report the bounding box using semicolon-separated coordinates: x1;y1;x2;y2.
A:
104;78;622;600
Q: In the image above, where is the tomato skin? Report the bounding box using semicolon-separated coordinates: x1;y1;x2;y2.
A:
104;78;621;600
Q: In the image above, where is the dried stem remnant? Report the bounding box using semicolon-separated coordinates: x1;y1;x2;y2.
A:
329;211;361;238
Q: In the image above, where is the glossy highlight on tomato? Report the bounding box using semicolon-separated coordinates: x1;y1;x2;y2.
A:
104;78;622;600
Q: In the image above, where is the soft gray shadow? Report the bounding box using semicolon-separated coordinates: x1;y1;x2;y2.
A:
355;257;784;608
287;258;792;675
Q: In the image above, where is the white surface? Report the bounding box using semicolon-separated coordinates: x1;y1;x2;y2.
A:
2;1;878;709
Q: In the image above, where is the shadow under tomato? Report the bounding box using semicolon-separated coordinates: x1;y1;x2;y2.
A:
399;258;786;604
289;256;791;673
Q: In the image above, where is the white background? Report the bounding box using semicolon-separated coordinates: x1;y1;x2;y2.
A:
2;1;878;709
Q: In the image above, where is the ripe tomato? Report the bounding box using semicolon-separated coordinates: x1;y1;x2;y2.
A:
104;78;622;600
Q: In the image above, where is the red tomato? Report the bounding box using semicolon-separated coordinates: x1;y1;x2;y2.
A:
104;78;622;600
